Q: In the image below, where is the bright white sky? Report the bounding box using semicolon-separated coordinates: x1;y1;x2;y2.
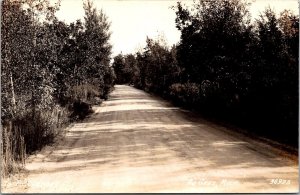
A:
54;0;299;56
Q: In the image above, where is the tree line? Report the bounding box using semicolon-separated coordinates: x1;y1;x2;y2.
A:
113;0;299;147
1;0;115;176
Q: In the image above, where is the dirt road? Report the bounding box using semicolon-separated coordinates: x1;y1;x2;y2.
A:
2;85;298;193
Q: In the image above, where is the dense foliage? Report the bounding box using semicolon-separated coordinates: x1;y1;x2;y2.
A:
2;0;298;178
173;0;298;145
1;0;115;176
113;0;298;146
113;37;179;97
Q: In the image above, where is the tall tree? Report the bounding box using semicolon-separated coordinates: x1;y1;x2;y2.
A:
79;0;112;98
174;0;253;110
1;0;32;119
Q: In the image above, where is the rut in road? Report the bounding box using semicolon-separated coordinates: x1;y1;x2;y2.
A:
3;85;298;193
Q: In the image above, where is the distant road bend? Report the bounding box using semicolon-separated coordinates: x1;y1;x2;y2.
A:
3;85;298;193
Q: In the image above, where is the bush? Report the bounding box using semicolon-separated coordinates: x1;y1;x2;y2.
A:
1;105;69;177
169;83;201;106
70;84;100;103
69;100;94;121
2;121;25;178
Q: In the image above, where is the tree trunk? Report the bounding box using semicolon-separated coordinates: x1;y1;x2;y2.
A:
9;72;17;115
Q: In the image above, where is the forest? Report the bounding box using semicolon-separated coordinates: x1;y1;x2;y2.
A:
113;1;298;146
1;0;299;178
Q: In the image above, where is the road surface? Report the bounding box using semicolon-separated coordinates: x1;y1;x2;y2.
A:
2;85;298;193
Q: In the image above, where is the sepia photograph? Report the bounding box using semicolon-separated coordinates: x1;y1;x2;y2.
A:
1;0;299;193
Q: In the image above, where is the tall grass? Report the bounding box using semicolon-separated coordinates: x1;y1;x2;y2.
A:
1;106;69;178
1;121;25;178
1;83;113;178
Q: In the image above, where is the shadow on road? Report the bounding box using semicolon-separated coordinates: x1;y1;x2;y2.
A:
21;85;298;193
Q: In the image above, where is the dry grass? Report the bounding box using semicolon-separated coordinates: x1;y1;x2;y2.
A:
1;106;69;178
1;121;26;178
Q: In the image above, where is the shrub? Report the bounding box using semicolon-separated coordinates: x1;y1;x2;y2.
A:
70;84;100;103
2;121;25;178
1;105;69;177
69;100;94;121
169;83;201;106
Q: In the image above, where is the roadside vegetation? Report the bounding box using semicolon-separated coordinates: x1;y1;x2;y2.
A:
1;0;115;177
113;0;298;147
2;0;298;179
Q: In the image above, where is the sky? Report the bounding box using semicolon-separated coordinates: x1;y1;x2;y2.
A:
54;0;299;56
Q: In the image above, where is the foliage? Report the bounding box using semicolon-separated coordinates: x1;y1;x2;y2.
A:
112;54;139;85
173;1;299;145
1;0;115;177
169;83;200;106
116;0;298;146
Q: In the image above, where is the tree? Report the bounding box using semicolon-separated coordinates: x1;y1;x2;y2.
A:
112;54;126;84
249;8;299;140
1;0;32;119
1;0;61;119
79;0;113;98
172;1;298;145
174;0;253;112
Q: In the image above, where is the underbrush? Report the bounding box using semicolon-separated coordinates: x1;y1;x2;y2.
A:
169;83;201;107
1;106;68;178
69;100;94;121
167;82;298;148
1;84;113;178
135;81;298;148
